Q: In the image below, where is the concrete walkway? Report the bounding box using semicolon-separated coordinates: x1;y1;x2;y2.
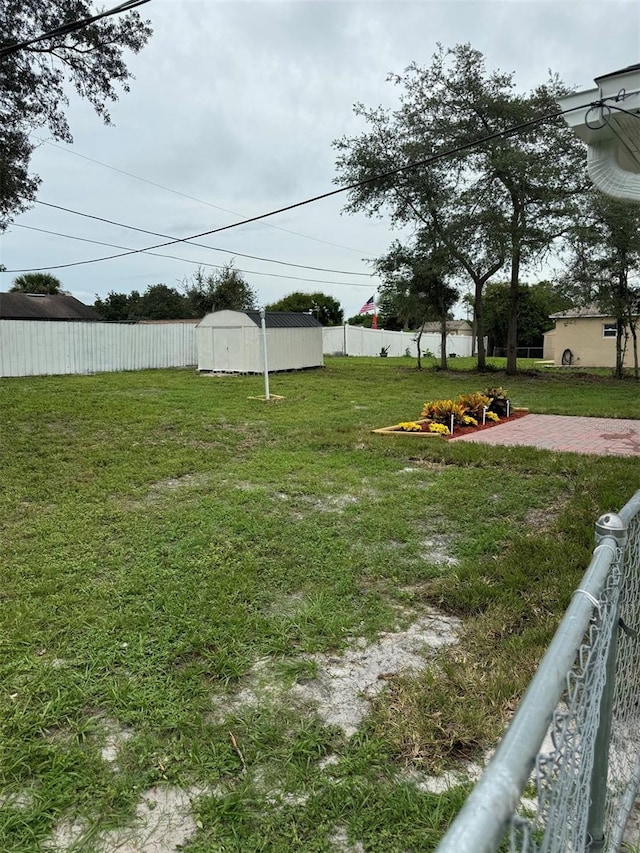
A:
450;414;640;457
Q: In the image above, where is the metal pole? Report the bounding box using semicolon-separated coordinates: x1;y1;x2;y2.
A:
260;307;270;401
586;514;628;852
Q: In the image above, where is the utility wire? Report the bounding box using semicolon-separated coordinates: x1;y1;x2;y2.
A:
3;99;612;275
32;137;375;257
0;0;150;58
34;200;372;276
11;223;373;288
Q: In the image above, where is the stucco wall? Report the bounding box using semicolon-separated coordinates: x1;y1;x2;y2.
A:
543;316;633;368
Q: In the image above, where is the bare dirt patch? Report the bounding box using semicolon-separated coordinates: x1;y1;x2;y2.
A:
211;611;462;737
45;786;208;853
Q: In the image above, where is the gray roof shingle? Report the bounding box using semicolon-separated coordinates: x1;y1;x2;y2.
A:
245;311;322;329
0;293;103;321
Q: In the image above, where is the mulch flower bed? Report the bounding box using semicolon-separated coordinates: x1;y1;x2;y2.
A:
445;409;529;439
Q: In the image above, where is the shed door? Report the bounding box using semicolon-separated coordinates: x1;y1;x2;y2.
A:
214;327;241;371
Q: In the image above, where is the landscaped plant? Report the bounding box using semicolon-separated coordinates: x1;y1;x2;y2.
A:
458;392;492;419
486;387;509;417
428;422;450;435
420;398;467;426
397;421;423;432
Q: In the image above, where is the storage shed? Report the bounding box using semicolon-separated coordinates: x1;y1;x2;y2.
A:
196;310;324;373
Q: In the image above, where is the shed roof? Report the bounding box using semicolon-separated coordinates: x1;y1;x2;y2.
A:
0;292;103;320
245;311;322;328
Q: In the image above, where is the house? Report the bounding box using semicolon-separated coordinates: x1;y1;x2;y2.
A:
543;307;635;367
0;292;103;321
196;310;323;373
419;320;473;336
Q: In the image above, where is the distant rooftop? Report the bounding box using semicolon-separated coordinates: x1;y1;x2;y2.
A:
0;292;103;321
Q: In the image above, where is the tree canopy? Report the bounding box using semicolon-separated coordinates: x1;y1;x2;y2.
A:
183;263;258;315
11;272;63;294
375;241;458;368
482;280;571;354
94;284;196;321
334;43;585;373
265;291;343;326
0;1;152;230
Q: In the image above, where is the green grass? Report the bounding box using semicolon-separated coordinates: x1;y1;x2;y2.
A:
2;358;640;851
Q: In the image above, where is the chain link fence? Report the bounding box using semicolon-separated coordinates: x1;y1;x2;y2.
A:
436;491;640;853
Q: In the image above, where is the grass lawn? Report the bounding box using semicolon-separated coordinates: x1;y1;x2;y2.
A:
2;357;640;852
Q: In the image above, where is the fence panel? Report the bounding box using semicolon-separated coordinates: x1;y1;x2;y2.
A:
436;494;640;853
322;325;476;358
0;321;197;377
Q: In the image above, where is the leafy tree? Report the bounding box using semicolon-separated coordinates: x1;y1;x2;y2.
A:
184;263;257;315
375;241;458;369
94;285;194;321
94;290;137;321
0;1;152;230
483;280;571;354
562;192;640;378
132;284;195;321
333;43;585;374
265;291;343;326
11;272;63;294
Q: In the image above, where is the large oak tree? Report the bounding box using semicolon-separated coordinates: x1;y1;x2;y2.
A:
0;1;152;230
334;43;585;373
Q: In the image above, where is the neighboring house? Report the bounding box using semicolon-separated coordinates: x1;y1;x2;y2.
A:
543;306;636;367
420;320;473;336
196;310;323;373
0;292;103;321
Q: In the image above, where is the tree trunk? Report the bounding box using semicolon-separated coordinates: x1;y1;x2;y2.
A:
440;317;448;370
506;245;521;376
474;278;486;370
415;327;423;370
615;320;625;379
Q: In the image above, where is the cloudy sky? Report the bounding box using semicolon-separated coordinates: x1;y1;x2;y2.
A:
2;0;639;318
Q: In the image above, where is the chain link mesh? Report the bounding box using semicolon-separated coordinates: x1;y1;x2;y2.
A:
506;518;640;852
509;562;621;852
436;500;640;853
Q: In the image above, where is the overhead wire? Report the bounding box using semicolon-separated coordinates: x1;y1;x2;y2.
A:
4;96;627;275
10;223;373;288
31;137;375;257
33;200;373;276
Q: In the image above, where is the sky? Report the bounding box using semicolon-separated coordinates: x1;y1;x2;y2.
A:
1;0;640;319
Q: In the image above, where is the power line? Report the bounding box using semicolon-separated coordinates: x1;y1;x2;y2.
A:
4;99;605;275
34;200;372;276
32;137;375;257
0;0;150;58
10;223;374;288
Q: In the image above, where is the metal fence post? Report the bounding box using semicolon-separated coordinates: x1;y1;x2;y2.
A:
586;513;627;852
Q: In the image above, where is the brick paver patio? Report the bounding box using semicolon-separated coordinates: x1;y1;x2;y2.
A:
450;414;640;456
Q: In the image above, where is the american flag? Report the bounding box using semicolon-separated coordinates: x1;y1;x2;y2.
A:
358;295;376;314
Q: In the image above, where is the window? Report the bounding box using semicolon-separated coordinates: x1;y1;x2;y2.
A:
603;323;618;338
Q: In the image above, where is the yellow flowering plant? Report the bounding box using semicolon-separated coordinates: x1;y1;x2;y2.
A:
397;421;422;432
428;422;450;435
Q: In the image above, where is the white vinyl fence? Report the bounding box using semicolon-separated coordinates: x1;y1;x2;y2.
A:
322;324;476;358
0;321;197;378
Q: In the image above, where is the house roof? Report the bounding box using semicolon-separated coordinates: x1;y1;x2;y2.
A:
550;306;611;320
245;311;322;329
420;320;473;333
0;292;103;321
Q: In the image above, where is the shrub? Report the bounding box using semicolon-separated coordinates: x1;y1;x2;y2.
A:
421;398;467;425
458;392;491;419
485;387;509;417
